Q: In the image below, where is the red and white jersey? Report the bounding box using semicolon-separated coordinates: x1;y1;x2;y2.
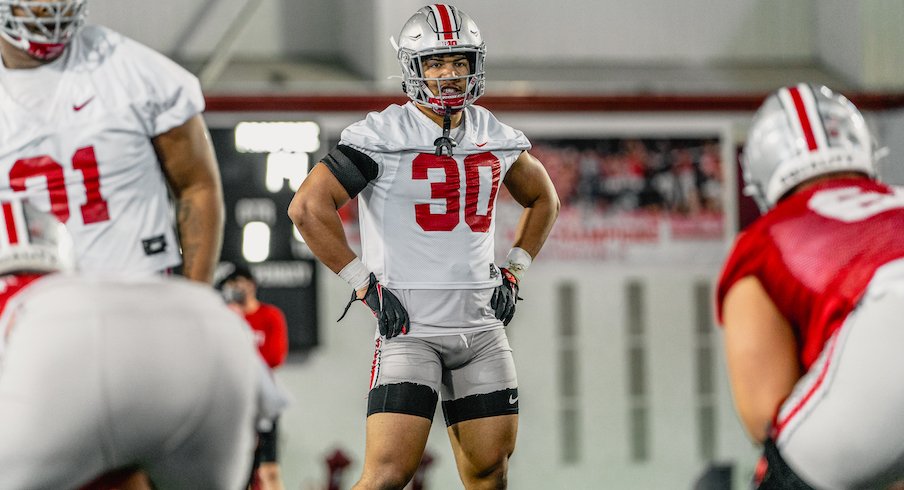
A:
0;25;204;276
717;178;904;369
341;102;530;289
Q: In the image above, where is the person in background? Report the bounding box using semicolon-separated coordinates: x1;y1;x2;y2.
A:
0;0;224;284
0;200;260;489
718;83;904;489
288;4;559;489
221;264;289;490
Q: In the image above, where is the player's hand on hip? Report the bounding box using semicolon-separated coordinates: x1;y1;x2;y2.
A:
491;267;521;326
338;273;409;338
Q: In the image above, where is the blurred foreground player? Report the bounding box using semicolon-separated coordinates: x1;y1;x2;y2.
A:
289;4;559;489
0;0;224;283
220;265;289;490
718;84;904;489
0;200;260;489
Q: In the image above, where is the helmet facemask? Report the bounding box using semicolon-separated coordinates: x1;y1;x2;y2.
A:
395;4;486;116
399;45;486;116
0;0;86;61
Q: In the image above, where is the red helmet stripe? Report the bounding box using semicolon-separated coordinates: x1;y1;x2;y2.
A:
2;202;19;245
788;86;819;151
432;4;457;40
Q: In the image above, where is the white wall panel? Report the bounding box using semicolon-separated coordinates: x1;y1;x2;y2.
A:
84;1;904;91
815;0;863;87
87;0;244;55
451;0;810;61
87;0;814;74
877;109;904;185
862;1;904;89
338;0;379;78
371;0;813;81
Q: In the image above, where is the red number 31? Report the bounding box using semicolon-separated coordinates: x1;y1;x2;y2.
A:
412;152;501;232
9;145;110;224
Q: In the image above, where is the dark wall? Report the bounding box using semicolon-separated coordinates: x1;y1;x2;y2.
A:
211;128;318;351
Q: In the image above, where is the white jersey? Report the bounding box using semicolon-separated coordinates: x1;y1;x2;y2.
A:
341;102;530;290
0;25;204;276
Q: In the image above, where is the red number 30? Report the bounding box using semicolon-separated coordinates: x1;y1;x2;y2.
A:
412;152;500;232
9;145;110;224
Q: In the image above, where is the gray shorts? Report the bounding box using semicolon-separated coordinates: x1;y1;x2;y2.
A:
775;286;904;488
367;329;519;425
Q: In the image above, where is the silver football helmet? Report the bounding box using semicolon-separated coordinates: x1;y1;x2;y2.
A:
742;84;878;211
0;199;75;277
0;0;86;60
395;4;486;114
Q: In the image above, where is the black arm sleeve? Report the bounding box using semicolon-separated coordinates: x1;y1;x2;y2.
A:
320;144;379;198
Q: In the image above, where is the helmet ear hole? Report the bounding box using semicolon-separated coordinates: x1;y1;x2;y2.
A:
464;52;478;75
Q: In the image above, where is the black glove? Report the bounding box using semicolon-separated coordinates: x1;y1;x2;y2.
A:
338;273;410;338
490;267;521;326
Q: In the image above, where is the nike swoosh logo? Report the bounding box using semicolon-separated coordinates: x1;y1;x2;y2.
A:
508;395;518;404
73;96;94;112
408;34;422;40
475;141;488;147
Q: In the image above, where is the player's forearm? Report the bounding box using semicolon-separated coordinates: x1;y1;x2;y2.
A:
176;184;224;284
289;199;358;274
510;192;560;259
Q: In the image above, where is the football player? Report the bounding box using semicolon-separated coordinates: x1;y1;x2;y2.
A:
0;199;261;488
289;4;559;489
719;84;904;488
0;0;223;283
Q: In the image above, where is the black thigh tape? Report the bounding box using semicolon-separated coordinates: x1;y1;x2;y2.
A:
368;382;438;420
442;387;519;427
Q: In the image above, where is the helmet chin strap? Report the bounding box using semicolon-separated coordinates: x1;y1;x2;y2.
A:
433;111;457;156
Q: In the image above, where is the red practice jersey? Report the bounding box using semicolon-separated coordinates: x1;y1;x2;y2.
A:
245;303;288;369
717;178;904;369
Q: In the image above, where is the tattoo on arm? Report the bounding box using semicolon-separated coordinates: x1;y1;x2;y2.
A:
176;196;221;284
177;200;199;278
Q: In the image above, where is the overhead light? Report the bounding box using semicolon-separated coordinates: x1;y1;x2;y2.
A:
266;152;310;193
235;121;320;154
242;221;271;263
